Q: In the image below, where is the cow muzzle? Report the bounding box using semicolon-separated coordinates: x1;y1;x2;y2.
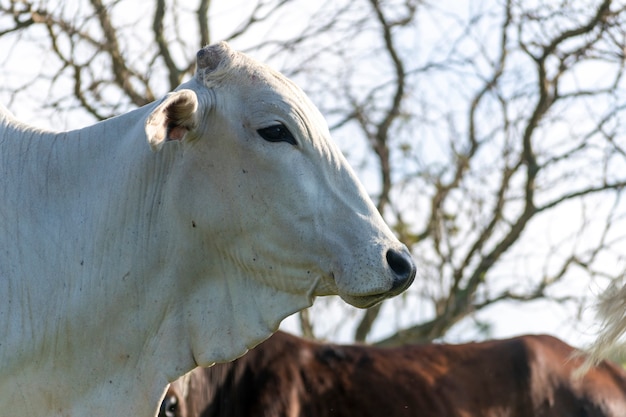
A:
338;246;416;309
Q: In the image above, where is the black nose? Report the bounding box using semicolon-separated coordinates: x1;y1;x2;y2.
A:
386;248;416;291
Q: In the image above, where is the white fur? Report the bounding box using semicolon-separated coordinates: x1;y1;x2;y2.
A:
0;42;413;417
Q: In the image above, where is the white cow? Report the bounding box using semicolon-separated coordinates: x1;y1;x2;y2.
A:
0;42;415;417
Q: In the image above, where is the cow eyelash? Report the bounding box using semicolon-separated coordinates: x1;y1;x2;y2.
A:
257;124;297;146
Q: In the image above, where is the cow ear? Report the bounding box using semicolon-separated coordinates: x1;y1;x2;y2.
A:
145;89;199;152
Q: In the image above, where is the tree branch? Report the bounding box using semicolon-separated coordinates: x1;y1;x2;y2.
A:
153;0;182;90
90;0;152;106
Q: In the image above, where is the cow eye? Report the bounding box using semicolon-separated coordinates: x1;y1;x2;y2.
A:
257;124;297;146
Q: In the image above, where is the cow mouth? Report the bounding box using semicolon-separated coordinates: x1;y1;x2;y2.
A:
341;293;389;309
315;263;414;309
338;269;415;309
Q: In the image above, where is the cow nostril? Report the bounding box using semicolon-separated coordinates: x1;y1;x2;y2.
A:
386;248;416;289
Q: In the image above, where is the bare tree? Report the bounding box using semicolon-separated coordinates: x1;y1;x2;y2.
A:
1;0;625;345
339;0;626;344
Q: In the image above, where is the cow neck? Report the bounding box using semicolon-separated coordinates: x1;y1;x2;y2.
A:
0;103;186;417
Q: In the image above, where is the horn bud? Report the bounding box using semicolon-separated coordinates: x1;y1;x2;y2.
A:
196;41;231;72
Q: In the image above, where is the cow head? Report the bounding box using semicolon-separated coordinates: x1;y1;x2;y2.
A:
144;42;415;364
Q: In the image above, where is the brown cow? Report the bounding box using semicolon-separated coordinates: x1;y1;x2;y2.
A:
160;331;626;417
